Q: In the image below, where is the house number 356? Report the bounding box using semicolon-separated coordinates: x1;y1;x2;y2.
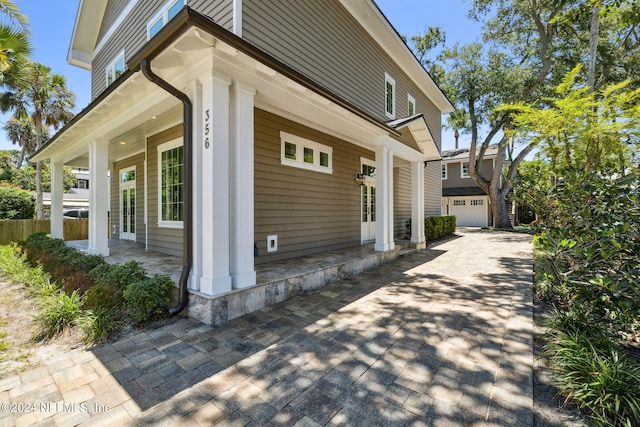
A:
204;109;211;149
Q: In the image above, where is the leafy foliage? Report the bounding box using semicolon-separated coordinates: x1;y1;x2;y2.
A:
123;275;174;323
35;290;82;340
0;184;33;219
424;215;456;241
535;173;640;340
544;319;640;427
1;233;176;342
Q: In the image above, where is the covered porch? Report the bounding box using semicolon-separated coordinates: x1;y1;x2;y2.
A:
67;238;412;325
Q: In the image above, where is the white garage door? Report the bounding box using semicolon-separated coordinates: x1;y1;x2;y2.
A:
450;197;487;227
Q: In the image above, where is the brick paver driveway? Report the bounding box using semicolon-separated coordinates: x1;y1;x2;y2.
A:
1;228;533;426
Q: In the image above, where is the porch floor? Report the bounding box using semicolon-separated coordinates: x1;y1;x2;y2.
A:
66;239;411;288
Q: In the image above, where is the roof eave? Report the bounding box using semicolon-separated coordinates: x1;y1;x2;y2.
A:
67;0;108;71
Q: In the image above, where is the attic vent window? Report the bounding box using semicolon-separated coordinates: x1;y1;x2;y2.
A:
147;0;186;39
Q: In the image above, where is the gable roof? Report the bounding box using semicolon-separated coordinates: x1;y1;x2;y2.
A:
340;0;454;114
386;114;440;161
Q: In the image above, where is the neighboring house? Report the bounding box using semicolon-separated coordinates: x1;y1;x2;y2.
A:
32;0;453;324
441;145;500;227
72;168;90;190
42;188;90;218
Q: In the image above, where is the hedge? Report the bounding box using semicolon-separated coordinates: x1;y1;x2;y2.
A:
424;215;456;241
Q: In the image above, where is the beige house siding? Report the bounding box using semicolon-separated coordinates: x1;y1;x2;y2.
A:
91;0;233;99
111;153;145;244
98;0;130;42
243;0;443;151
442;158;494;189
146;125;184;257
254;108;373;264
394;165;411;240
424;162;442;217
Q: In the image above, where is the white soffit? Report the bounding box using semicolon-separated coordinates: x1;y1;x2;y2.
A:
68;0;109;70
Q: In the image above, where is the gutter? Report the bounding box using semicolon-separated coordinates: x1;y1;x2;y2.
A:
140;58;192;316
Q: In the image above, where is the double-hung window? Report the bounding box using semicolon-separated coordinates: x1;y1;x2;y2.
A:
461;161;470;178
384;73;396;119
281;131;333;174
147;0;185;39
106;51;125;87
158;138;184;228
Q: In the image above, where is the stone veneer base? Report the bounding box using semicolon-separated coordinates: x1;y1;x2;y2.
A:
186;248;400;326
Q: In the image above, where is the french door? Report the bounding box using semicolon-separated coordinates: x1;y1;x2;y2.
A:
119;168;136;241
361;181;376;243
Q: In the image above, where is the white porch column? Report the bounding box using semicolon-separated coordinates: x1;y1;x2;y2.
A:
375;146;395;252
189;80;203;292
410;160;426;249
49;160;64;239
198;70;232;296
88;140;109;256
230;81;257;289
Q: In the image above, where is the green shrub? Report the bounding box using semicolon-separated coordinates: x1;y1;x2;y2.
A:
83;282;124;312
77;308;123;344
544;328;640;427
123;275;174;323
0;186;35;219
91;261;146;291
35;290;83;340
424;215;456;241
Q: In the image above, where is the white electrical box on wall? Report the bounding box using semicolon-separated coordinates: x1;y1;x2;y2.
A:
267;235;278;253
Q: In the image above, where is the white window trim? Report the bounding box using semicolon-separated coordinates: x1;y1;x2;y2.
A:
280;131;333;174
384;73;396;119
147;0;186;40
157;138;184;229
441;162;447;180
407;94;416;116
105;50;125;87
461;161;470;178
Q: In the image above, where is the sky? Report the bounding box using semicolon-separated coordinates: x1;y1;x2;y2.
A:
0;0;483;152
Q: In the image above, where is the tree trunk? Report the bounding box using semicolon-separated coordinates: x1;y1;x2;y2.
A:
34;114;44;220
35;160;43;219
588;4;601;91
491;191;512;229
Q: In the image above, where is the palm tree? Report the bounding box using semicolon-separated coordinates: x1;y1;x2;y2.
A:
3;115;43;168
0;0;30;85
0;63;75;218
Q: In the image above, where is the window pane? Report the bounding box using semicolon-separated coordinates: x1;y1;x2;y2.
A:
130;189;135;233
122;190;128;232
161;146;184;222
362;186;368;222
408;101;414;116
386;81;394;114
370;187;376;222
304;147;314;164
149;17;164;38
320;152;329;167
285;142;296;160
168;0;184;20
